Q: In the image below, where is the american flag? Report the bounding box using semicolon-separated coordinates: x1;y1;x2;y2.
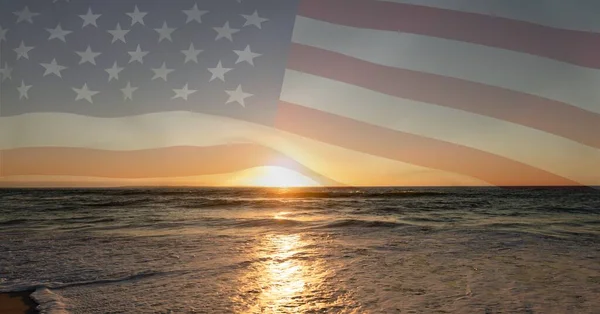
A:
1;0;599;187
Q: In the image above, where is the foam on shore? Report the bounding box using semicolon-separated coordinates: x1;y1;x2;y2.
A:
30;288;69;314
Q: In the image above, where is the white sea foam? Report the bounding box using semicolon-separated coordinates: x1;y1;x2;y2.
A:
31;287;69;314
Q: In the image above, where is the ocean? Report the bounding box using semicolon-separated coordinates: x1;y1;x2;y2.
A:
1;187;599;313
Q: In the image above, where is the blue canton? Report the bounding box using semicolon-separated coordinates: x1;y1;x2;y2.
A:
0;0;299;125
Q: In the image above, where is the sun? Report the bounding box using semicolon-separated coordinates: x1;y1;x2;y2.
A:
235;166;319;188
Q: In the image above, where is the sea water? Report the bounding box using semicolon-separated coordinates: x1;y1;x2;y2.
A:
1;187;599;313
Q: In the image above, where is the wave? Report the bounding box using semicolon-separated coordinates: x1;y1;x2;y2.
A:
83;198;153;208
473;222;538;229
401;216;457;223
0;217;119;229
177;198;254;209
0;218;31;226
53;271;169;290
228;218;308;228
31;287;69;314
61;217;116;224
316;219;409;229
177;198;328;210
1;271;187;314
0;270;184;293
541;206;600;214
274;190;450;199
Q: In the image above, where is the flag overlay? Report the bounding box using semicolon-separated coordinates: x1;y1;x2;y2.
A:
1;0;599;187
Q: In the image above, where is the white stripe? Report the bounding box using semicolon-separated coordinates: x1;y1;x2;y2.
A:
0;170;322;188
0;171;491;187
379;0;600;33
0;174;247;188
0;112;252;150
0;112;488;186
292;17;600;115
280;69;600;186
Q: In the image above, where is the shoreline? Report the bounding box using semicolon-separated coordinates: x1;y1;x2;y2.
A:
0;291;38;314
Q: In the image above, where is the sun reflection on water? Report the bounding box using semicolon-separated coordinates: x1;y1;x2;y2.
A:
262;234;306;311
237;232;312;313
230;212;359;313
273;212;292;220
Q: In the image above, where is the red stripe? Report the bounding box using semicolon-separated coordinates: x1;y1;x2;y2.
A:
287;44;600;149
299;0;600;68
275;101;582;187
0;145;341;186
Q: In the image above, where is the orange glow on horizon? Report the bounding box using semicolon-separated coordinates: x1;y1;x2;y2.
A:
231;166;320;188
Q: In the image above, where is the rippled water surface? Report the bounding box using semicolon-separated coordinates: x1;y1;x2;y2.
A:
1;187;599;313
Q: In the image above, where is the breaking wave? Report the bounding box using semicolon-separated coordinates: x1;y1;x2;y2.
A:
316;219;409;229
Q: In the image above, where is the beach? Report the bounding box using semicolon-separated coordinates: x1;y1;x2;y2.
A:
1;187;599;313
0;291;37;314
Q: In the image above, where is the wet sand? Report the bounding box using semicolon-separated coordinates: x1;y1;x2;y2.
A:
0;291;37;314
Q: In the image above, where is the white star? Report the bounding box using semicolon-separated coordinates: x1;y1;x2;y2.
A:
127;5;147;26
17;80;32;100
183;3;207;23
233;45;261;66
128;45;149;64
79;7;101;28
0;26;7;42
76;46;101;65
14;41;34;60
41;59;67;77
213;22;239;42
172;84;196;101
225;85;252;107
207;61;232;82
14;7;39;24
121;81;137;100
151;62;174;81
181;43;202;63
73;83;99;103
105;62;124;82
108;23;129;43
241;11;268;29
0;63;13;82
155;22;175;42
47;24;72;42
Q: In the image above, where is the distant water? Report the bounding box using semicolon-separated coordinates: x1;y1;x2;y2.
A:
1;187;599;313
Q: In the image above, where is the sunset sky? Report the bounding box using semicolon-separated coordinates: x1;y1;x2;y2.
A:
1;0;599;187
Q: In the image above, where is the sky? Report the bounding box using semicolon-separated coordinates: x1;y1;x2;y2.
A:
1;0;599;187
